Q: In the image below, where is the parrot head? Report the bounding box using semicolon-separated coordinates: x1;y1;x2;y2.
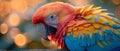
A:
32;2;76;41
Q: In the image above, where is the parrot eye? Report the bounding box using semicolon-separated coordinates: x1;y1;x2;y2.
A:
49;14;57;20
45;14;58;28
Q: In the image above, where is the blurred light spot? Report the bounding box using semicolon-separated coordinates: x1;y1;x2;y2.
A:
9;27;20;39
0;1;11;20
68;0;92;6
41;38;57;49
8;13;20;26
27;0;46;7
11;0;28;13
0;23;8;34
116;6;120;19
112;0;120;5
14;34;27;47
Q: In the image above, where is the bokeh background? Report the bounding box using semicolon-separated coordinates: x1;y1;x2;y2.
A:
0;0;120;50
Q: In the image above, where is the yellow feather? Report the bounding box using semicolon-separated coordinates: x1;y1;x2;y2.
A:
97;42;104;48
68;26;74;30
89;33;93;38
92;9;102;14
94;29;98;33
77;7;84;14
66;29;71;35
101;26;111;30
99;12;109;16
72;30;78;36
79;30;85;34
99;16;116;26
87;28;94;36
101;41;108;46
72;28;79;36
84;30;89;34
114;29;120;34
87;15;96;22
86;5;94;10
92;6;101;10
82;5;94;15
93;23;101;28
83;23;91;27
98;17;108;23
73;28;77;30
84;15;93;19
78;26;84;30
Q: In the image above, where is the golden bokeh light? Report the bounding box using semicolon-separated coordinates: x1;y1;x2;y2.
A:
0;23;8;34
14;34;27;47
0;1;11;20
8;13;21;26
27;0;46;7
11;0;28;13
68;0;92;6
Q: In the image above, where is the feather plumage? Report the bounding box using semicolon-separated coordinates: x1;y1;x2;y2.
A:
65;5;120;51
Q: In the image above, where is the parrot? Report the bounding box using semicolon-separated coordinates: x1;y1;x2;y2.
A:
32;2;120;51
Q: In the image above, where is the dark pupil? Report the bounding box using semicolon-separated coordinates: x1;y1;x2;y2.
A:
50;15;54;19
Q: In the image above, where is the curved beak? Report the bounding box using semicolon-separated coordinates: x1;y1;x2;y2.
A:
36;23;57;41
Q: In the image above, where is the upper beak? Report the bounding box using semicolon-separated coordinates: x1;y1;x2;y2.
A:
36;23;57;41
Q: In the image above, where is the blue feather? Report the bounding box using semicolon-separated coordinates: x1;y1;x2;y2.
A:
65;33;85;51
111;34;119;41
87;35;91;46
104;33;111;41
90;34;95;45
104;22;109;25
65;27;120;51
81;35;87;47
88;40;120;51
104;30;114;35
112;24;120;29
112;17;120;23
96;33;104;40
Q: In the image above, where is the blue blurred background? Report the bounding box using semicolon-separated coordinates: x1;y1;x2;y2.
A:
0;0;120;50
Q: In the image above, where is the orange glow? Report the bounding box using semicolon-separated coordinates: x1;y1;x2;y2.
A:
112;0;120;5
116;6;120;19
11;0;28;13
68;0;91;6
14;34;27;47
27;0;46;7
0;1;11;20
8;13;20;26
0;23;8;34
